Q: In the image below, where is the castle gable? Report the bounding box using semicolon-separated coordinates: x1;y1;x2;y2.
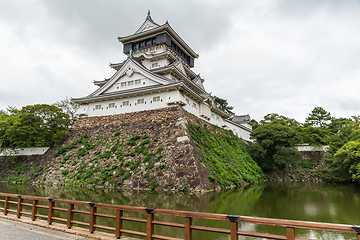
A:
134;15;160;34
90;58;174;97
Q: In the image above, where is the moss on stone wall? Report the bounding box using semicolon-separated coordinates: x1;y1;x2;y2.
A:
0;107;267;191
188;124;267;188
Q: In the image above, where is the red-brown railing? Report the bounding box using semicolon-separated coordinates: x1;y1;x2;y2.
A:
0;192;359;240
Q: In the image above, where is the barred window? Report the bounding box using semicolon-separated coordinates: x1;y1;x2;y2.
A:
153;96;160;102
95;105;101;110
123;101;129;106
137;99;144;104
128;81;133;86
121;82;126;87
135;79;141;84
109;103;115;108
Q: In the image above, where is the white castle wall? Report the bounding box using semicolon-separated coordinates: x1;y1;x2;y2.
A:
0;147;50;156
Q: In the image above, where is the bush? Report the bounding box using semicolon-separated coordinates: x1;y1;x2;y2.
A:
159;164;166;169
100;151;112;159
149;180;159;190
60;169;69;175
77;148;87;157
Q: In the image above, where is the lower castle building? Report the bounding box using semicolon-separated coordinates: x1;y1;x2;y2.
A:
72;12;252;141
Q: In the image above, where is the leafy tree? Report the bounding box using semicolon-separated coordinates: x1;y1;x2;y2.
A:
0;104;72;149
54;97;79;125
300;126;332;146
328;117;351;134
305;107;332;128
259;113;301;129
330;140;360;182
249;123;301;172
213;96;234;115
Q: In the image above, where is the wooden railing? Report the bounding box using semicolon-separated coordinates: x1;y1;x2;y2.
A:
0;192;359;240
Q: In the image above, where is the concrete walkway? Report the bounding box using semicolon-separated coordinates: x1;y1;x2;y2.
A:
0;213;138;240
0;217;89;240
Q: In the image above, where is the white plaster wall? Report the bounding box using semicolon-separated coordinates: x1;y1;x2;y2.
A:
80;91;252;141
0;147;50;156
105;73;162;94
297;145;329;152
224;120;252;141
85;91;179;117
142;58;170;70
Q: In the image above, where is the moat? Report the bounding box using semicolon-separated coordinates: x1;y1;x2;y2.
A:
0;181;359;239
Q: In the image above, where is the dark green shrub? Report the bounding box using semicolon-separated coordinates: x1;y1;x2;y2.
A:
60;169;69;175
77;148;87;157
149;180;159;190
159;164;166;169
100;151;112;159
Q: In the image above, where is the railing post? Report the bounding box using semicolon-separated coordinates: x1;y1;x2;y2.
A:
286;227;295;240
48;198;55;225
227;215;239;240
89;202;97;233
185;217;192;240
146;208;155;240
4;196;10;215
67;204;74;229
16;195;23;218
230;222;238;240
31;200;38;221
352;225;360;240
116;210;123;239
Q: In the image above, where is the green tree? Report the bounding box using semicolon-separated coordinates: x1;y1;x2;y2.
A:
213;96;234;115
54;97;79;125
330;140;360;182
260;113;301;129
249;123;301;172
0;104;72;149
300;126;332;146
305;107;332;128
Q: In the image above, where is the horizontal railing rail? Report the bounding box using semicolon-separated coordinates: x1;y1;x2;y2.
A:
0;192;359;240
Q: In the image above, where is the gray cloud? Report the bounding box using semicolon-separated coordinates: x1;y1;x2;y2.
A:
0;0;359;123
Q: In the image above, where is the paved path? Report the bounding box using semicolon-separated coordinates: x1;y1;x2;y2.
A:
0;217;89;240
0;213;138;240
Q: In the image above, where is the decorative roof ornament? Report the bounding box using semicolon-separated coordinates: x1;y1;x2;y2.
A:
147;10;151;17
129;48;133;56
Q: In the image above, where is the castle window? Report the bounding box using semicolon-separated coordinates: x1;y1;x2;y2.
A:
128;81;133;86
137;99;144;104
153;96;160;102
186;98;189;105
192;103;197;109
135;79;141;84
152;62;158;68
95;105;101;110
121;82;126;87
109;103;115;108
133;43;139;50
123;101;129;106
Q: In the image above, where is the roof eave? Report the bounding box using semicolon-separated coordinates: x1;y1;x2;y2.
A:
118;24;199;59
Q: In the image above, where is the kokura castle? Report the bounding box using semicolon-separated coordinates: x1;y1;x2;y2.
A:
72;12;252;141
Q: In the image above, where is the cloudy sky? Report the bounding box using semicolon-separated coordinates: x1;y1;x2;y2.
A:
1;0;360;122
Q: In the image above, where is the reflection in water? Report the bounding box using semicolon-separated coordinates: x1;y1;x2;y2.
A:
0;182;359;239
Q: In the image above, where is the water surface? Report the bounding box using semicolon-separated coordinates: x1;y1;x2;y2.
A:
0;182;359;239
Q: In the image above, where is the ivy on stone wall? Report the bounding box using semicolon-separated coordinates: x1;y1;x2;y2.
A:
189;124;267;188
